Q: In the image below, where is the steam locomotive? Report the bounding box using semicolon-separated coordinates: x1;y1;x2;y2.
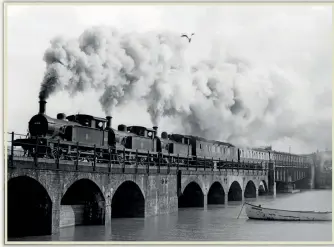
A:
13;98;310;169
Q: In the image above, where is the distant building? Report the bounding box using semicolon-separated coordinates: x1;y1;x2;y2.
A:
313;150;332;189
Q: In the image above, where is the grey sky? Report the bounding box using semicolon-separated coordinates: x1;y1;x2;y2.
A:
6;4;332;154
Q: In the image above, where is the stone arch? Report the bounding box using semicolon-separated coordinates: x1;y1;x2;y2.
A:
210;177;229;194
62;174;105;199
181;176;206;195
207;181;225;204
111;180;145;218
244;180;257;198
8;172;55;203
179;181;204;208
258;180;268;196
111;178;146;200
228;180;243;201
8;176;52;238
61;178;105;227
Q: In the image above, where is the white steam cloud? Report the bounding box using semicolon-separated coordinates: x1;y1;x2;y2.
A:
39;25;331;150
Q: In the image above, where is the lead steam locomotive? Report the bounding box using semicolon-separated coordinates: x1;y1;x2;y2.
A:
13;98;309;169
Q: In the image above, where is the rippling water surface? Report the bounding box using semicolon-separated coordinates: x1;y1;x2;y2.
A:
13;190;332;242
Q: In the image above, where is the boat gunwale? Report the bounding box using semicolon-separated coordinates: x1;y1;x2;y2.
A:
244;202;332;214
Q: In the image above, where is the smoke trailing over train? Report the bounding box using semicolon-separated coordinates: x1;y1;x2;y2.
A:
39;25;327;149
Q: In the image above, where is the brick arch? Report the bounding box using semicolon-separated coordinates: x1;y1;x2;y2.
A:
109;179;146;200
7;174;54;237
181;176;206;195
244;179;257;190
228;177;243;191
208;179;228;195
62;173;105;199
8;174;54;204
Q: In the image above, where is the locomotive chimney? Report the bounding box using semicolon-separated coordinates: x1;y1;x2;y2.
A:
153;126;158;133
39;97;47;115
106;116;112;129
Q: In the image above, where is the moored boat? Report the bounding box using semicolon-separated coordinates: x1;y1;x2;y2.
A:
245;202;332;221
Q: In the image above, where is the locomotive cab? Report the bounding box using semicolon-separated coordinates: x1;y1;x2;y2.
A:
66;114;107;130
127;126;155;139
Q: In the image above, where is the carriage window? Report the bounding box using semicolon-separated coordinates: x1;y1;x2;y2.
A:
200;144;202;149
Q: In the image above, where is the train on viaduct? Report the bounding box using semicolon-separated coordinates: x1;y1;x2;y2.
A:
6;98;314;238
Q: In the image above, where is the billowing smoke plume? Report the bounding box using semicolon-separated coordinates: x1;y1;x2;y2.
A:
39;27;187;116
39;26;330;149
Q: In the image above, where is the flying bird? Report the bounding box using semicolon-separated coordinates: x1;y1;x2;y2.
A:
181;33;195;43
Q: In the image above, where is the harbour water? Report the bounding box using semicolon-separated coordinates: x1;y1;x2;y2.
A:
11;190;332;242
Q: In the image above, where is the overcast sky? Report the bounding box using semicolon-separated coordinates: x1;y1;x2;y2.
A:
6;4;332;154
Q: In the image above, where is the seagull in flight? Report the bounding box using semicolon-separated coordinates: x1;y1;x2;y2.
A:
181;33;195;43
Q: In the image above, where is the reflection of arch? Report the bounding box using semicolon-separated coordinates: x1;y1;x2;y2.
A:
61;179;105;226
179;182;204;207
208;181;225;204
244;180;257;198
8;176;52;237
258;180;268;196
228;181;242;201
112;181;145;218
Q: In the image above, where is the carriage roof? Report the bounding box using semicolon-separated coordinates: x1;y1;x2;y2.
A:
170;134;234;147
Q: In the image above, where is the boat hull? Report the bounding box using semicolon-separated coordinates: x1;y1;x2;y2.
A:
245;203;332;221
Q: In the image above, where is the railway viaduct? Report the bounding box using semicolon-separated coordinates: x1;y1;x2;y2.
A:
7;155;312;238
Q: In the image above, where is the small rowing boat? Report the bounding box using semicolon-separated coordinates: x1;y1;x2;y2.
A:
244;202;332;221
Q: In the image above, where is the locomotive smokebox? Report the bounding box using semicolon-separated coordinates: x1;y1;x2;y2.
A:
106;116;112;129
38;98;47;114
57;113;66;120
161;132;168;139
